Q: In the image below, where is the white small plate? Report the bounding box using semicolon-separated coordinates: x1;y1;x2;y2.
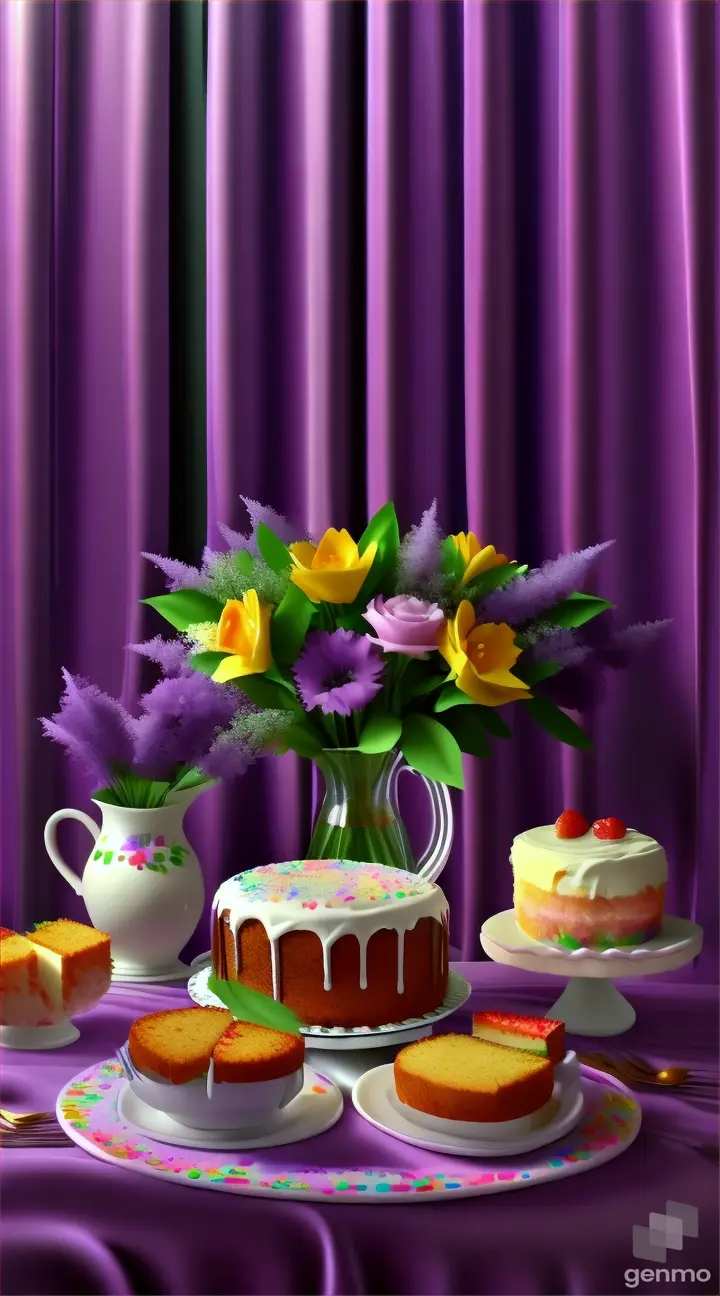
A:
188;966;472;1050
352;1055;586;1157
116;1064;343;1150
0;1021;80;1050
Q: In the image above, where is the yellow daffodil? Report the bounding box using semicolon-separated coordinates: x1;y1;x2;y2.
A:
211;590;273;683
450;532;510;586
289;528;377;604
439;600;531;706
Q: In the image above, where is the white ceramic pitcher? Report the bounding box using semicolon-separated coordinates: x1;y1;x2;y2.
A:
44;789;205;981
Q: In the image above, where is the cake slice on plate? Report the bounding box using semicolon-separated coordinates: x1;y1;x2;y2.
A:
472;1011;565;1064
394;1033;554;1123
127;1006;305;1084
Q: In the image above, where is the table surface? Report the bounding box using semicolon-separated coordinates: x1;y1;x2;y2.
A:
1;962;717;1296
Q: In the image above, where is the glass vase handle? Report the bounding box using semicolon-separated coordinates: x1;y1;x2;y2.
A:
394;753;453;883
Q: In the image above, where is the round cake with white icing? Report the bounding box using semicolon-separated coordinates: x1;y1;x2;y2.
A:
511;816;667;950
211;860;449;1028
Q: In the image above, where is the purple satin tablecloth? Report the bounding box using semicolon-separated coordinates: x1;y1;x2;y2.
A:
1;963;717;1296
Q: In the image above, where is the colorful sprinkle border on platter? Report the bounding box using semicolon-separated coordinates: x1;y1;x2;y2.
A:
57;1061;639;1198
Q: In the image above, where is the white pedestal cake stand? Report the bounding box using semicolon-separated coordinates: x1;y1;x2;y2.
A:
480;911;703;1037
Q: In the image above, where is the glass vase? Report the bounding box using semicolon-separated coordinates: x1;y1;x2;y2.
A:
306;748;453;882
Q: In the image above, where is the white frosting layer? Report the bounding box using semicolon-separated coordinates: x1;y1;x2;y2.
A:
213;860;449;998
511;826;667;899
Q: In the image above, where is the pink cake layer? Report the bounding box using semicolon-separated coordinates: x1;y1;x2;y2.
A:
515;881;664;949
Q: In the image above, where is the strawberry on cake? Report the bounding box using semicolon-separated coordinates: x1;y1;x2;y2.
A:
511;812;667;950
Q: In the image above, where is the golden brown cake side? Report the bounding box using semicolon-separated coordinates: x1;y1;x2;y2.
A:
212;1020;305;1084
129;1007;232;1084
394;1034;555;1122
27;919;112;1016
214;913;448;1028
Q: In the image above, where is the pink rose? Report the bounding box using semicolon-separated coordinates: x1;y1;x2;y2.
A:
363;595;445;657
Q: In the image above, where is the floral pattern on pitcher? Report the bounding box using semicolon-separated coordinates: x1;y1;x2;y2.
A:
93;834;188;874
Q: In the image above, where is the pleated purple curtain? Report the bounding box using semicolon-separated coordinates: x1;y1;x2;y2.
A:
1;1;717;974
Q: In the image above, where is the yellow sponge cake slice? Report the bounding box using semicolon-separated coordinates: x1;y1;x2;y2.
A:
0;929;42;1027
394;1033;554;1123
27;920;112;1016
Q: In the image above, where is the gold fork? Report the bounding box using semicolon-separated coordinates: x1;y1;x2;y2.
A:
578;1053;690;1087
0;1107;55;1128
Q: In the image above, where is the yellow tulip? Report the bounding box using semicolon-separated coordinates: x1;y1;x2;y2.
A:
439;601;531;707
289;528;378;604
212;590;273;683
451;532;510;586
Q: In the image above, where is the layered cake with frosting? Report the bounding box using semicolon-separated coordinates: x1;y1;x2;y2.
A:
211;860;449;1028
511;812;667;950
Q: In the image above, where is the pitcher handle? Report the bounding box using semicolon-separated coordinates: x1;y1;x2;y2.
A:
396;756;453;884
44;808;99;897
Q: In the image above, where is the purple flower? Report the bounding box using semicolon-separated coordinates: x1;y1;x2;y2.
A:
363;595;444;657
527;628;592;669
141;553;207;592
293;630;385;716
132;674;241;779
200;735;254;782
40;670;135;788
217;522;250;552
217;497;309;555
481;541;616;625
127;637;192;678
396;501;442;587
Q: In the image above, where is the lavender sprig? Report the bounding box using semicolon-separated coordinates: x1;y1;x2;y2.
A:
481;540;616;625
40;671;135;787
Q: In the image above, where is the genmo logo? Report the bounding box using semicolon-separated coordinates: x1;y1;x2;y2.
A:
624;1201;712;1288
624;1268;712;1289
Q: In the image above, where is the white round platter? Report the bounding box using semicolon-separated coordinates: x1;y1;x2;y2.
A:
57;1058;640;1201
352;1057;585;1158
114;1064;342;1150
111;959;192;984
0;1021;80;1050
188;966;472;1051
480;911;703;1036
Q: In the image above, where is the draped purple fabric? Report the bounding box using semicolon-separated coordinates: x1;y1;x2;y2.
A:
1;1;717;975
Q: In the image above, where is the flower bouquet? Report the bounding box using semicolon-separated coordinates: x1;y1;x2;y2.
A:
141;499;667;870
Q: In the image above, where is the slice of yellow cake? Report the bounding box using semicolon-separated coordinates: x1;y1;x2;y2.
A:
394;1033;555;1122
27;920;112;1017
0;929;43;1027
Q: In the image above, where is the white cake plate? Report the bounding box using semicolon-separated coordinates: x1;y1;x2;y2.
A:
352;1054;586;1157
480;911;703;1037
188;966;471;1051
0;1021;80;1050
111;960;192;984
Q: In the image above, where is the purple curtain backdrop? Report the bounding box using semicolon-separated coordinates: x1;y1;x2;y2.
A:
1;1;717;975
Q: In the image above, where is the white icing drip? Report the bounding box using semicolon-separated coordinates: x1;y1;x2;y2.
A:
213;868;449;998
397;929;405;993
206;1056;214;1099
358;934;368;990
322;940;332;991
270;936;280;1000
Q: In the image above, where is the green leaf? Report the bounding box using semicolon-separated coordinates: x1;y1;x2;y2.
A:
91;787;122;806
256;523;292;574
171;767;211;794
235;550;253;576
463;563;528;602
514;660;563;686
277;723;323;759
400;714;464;790
433;685;479;713
93;850;103;861
355;502;400;600
396;662;445;709
189;651;228;678
543;593;614;629
439;708;491;758
142;589;224;632
440;535;466;582
146;862;168;874
103;852;113;865
208;974;303;1035
476;707;513;739
234;675;301;713
270;583;315;665
521;694;593;749
357;712;402;754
